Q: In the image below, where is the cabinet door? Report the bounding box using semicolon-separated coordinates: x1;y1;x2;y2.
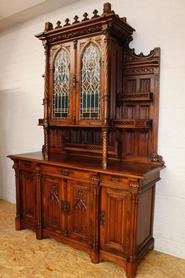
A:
49;41;75;125
42;176;65;234
100;187;131;256
66;180;91;244
76;36;105;126
20;171;36;230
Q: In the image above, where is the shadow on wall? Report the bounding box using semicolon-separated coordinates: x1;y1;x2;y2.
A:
0;88;42;202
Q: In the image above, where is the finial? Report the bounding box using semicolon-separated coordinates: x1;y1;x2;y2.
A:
103;2;112;15
92;9;99;18
73;15;79;24
44;22;53;32
82;12;89;21
55;20;61;29
121;17;127;23
64;18;70;26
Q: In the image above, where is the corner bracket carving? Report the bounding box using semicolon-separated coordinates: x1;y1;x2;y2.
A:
151;153;165;166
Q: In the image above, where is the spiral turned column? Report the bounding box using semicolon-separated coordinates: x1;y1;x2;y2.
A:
102;31;110;169
102;127;108;169
42;39;49;159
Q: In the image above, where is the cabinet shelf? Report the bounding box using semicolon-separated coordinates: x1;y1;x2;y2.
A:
39;118;152;129
112;119;152;129
118;92;153;102
38;119;103;128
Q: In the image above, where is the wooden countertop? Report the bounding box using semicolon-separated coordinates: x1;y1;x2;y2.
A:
8;152;163;179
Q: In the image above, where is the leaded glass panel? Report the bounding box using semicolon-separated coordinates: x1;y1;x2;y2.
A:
80;43;101;120
53;49;70;119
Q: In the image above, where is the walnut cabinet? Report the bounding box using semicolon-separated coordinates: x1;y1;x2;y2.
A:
8;3;164;278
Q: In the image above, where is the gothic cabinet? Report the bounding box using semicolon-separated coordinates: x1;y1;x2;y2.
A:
8;3;165;278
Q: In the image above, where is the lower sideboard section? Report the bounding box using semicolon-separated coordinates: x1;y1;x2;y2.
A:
11;158;160;278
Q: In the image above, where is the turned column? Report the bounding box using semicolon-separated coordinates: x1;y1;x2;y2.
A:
13;160;21;230
42;23;52;158
102;29;110;169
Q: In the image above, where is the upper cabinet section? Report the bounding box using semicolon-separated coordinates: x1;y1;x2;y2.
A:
36;2;163;166
36;2;135;128
48;35;104;126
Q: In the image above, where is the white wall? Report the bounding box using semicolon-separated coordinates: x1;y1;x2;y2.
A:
0;0;185;259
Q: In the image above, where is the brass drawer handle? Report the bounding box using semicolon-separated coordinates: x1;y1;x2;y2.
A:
59;169;71;176
24;162;32;168
110;176;121;182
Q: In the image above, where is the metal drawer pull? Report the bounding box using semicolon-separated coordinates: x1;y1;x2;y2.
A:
61;201;70;213
110;176;121;182
24;162;32;168
60;169;71;176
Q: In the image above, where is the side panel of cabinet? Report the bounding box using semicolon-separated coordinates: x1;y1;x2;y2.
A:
67;180;91;245
20;170;36;230
100;187;131;256
136;185;155;253
42;176;65;235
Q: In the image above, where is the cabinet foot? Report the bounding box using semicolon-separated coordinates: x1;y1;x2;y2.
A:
36;229;43;240
15;217;21;230
90;251;100;264
126;262;137;278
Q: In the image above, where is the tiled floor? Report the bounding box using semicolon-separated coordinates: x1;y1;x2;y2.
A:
0;199;185;278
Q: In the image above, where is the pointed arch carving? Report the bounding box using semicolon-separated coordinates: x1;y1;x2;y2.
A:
80;42;101;120
53;48;70;119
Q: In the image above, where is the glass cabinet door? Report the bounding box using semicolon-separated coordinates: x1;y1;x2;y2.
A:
76;36;104;126
50;42;74;125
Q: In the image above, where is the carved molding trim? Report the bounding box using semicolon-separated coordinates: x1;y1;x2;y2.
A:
124;47;160;63
47;25;103;44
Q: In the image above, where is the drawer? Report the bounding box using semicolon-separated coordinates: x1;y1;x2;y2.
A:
19;160;36;171
100;174;128;188
41;164;92;181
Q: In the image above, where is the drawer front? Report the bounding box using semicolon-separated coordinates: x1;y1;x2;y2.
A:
19;160;37;172
41;165;92;181
100;174;129;189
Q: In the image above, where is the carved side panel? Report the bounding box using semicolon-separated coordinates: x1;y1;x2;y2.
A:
42;176;64;233
118;47;160;162
136;186;155;252
67;180;91;243
100;187;131;256
20;171;36;229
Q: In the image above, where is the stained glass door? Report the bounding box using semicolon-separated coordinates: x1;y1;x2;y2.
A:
76;37;104;126
50;42;74;125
